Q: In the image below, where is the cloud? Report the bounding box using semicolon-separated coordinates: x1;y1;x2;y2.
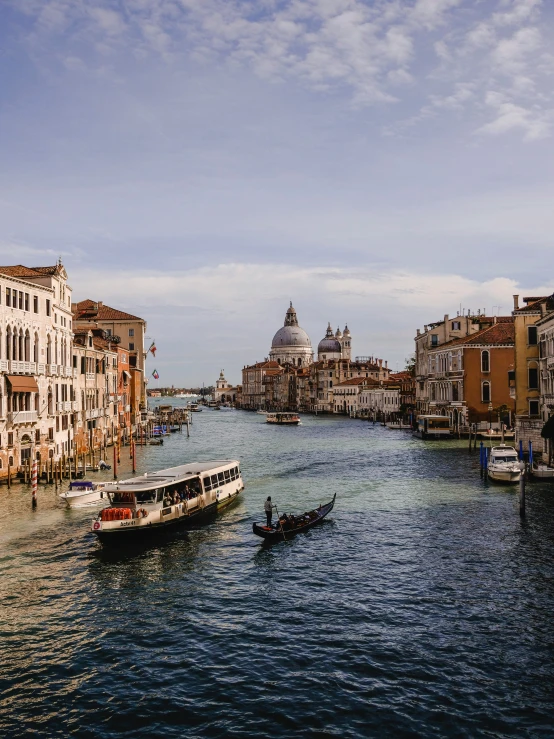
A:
477;91;551;140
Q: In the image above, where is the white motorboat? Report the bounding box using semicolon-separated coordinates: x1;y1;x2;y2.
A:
531;462;554;479
91;460;243;543
386;422;412;430
487;445;522;484
256;410;268;415
60;481;108;508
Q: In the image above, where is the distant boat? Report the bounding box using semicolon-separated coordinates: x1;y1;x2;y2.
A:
531;461;554;479
266;412;300;425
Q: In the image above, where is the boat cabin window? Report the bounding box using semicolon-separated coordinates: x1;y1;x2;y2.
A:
211;474;218;488
204;476;212;491
135;489;158;504
218;472;225;485
111;491;136;504
224;470;231;482
496;455;518;463
427;418;450;429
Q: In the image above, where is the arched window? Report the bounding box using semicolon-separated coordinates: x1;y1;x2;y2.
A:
18;329;23;361
5;326;10;360
481;350;490;373
24;330;30;362
47;387;53;416
482;381;491;403
34;333;39;363
46;335;51;364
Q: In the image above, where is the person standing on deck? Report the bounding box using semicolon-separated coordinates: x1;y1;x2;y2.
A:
264;496;276;526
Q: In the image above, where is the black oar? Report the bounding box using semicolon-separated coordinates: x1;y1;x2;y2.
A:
274;505;287;542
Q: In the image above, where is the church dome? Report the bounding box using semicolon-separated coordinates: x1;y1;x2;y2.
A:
271;325;311;348
271;303;312;349
318;323;342;354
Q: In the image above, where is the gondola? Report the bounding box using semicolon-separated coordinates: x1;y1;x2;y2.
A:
252;494;336;542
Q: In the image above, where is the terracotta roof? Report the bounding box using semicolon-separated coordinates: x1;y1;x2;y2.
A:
30;265;60;275
0;265;46;278
434;321;515;348
514;296;549;313
73;299;144;322
334;377;375;387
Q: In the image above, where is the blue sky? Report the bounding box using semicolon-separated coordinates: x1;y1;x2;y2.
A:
1;0;553;385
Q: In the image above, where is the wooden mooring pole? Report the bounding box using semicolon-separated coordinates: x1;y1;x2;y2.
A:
519;464;526;517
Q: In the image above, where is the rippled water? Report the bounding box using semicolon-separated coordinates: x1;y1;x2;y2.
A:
1;405;554;738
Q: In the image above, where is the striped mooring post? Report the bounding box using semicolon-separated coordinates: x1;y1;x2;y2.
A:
32;458;38;508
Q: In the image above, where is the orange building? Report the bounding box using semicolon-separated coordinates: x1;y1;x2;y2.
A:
426;320;515;429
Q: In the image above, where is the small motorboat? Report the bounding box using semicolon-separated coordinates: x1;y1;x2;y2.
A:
60;481;108;508
487;445;522;484
531;461;554;479
253;494;336;542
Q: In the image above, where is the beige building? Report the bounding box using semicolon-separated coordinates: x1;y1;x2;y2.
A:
72;300;147;407
536;299;554;459
0;262;76;477
512;295;553;452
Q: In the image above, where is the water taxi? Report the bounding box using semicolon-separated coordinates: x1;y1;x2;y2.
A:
266;412;300;425
91;460;243;542
60;481;107;508
413;415;451;439
487;445;522;484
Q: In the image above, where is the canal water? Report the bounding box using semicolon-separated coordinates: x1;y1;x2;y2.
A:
1;405;554;738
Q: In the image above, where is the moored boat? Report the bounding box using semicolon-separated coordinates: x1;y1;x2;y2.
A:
253;494;336;542
413;415;451;439
487;445;522;483
531;461;554;479
266;412;300;425
60;481;107;508
91;460;243;543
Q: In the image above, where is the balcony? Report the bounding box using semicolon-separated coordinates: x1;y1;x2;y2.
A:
9;361;37;374
57;401;73;412
547;357;554;370
0;359;8;372
86;372;95;381
37;363;46;375
8;410;38;425
86;408;100;419
47;364;59;376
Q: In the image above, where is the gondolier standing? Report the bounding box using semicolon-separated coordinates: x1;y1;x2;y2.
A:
264;496;276;527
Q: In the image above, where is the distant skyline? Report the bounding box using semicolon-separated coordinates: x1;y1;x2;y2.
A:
2;0;553;384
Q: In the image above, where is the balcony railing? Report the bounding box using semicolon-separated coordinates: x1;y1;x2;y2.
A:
8;410;38;424
57;401;73;412
0;359;8;372
47;363;58;376
547;357;554;369
86;372;95;381
9;361;38;374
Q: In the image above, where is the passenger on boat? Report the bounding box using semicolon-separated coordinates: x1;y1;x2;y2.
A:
163;493;172;506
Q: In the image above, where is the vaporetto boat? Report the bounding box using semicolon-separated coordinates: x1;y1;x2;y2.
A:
91;460;243;542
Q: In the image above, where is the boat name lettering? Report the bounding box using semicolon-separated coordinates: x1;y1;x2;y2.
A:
120;520;136;527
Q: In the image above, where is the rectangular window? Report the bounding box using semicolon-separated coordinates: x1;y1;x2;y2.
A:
129;343;135;351
46;299;51;316
24;293;29;311
6;288;10;307
18;291;23;309
35;429;40;443
482;382;491;403
431;335;438;346
81;357;85;374
452;321;461;330
529;400;540;416
48;428;54;440
8;432;14;446
33;295;38;313
129;328;134;337
528;326;538;346
528;367;539;390
73;355;77;368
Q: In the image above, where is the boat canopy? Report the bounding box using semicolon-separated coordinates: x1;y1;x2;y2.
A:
70;481;94;489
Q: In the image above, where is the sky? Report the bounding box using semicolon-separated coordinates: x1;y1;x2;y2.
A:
1;0;553;385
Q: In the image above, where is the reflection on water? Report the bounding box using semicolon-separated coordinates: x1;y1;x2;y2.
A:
1;405;554;737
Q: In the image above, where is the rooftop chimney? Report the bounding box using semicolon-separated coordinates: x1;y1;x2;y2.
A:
513;295;519;310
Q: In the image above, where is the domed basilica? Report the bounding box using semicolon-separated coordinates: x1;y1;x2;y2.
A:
269;303;352;367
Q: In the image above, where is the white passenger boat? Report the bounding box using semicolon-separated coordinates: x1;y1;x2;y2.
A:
60;481;108;508
91;460;243;543
487;445;522;484
266;412;300;425
531;462;554;479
